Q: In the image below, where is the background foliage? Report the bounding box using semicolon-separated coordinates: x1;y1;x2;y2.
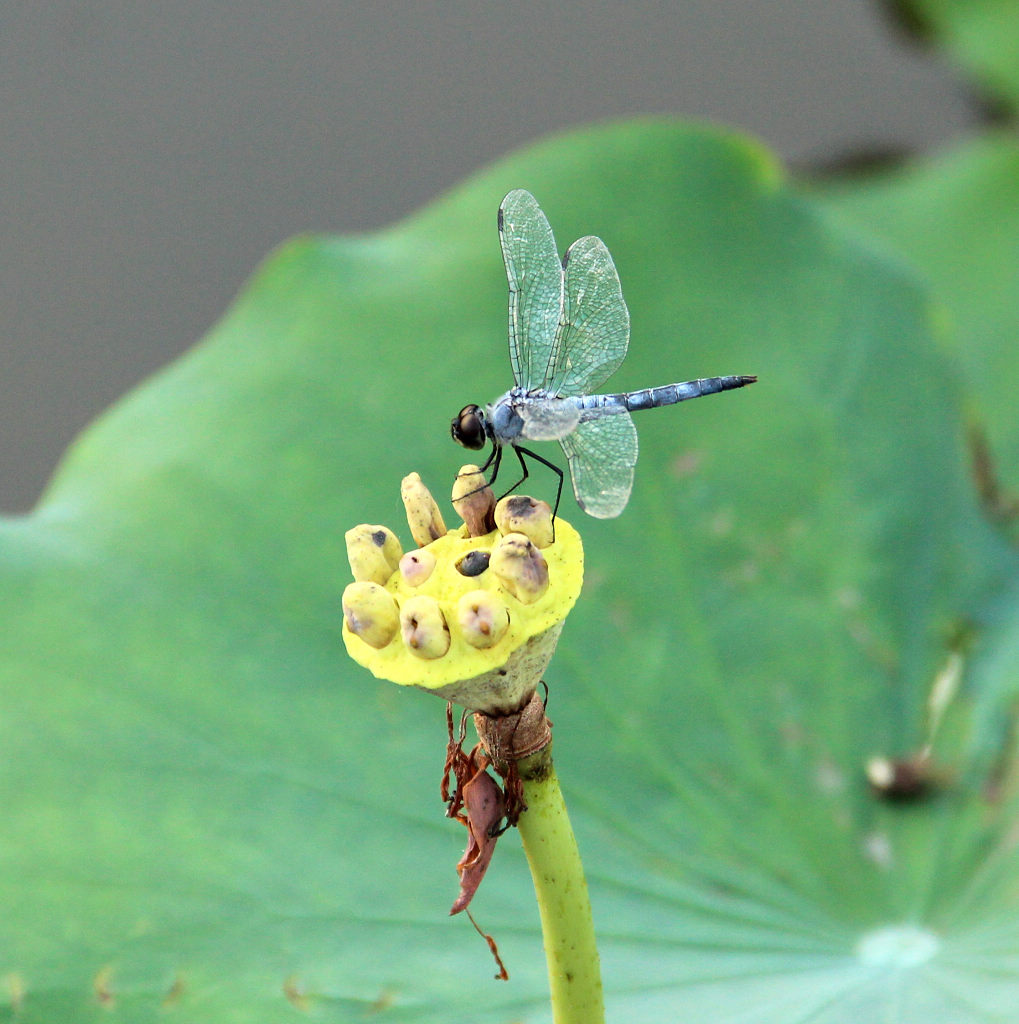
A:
3;7;1019;1022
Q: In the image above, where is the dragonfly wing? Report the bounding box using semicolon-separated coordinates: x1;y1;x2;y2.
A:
559;413;638;519
499;190;564;390
549;235;630;397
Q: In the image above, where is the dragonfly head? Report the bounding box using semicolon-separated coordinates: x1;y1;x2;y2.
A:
451;404;489;451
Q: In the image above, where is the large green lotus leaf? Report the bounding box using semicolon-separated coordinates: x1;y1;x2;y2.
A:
815;135;1019;507
811;132;1019;863
3;120;1018;1023
891;0;1019;110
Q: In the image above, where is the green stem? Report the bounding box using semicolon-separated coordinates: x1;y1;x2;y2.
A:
516;744;604;1024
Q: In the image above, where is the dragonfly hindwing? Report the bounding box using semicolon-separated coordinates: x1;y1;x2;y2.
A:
559;413;638;519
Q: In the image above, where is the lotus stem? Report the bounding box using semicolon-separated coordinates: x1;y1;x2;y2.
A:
516;743;604;1024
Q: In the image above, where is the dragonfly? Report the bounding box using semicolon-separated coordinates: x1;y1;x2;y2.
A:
451;189;757;519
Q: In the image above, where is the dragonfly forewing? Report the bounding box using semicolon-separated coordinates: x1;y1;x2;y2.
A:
550;235;630;397
499;190;563;391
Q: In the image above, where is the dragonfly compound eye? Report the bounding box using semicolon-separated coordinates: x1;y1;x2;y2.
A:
451;405;487;450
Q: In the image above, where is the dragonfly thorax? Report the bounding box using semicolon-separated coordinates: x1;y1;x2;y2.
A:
488;390;526;445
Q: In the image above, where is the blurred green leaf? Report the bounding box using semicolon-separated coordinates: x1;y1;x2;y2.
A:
888;0;1019;111
811;130;1019;834
3;120;1018;1022
815;134;1019;508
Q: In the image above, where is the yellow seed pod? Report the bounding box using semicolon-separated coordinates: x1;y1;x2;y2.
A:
341;477;583;714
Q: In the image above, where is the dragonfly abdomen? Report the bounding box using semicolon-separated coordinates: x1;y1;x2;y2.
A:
576;375;757;419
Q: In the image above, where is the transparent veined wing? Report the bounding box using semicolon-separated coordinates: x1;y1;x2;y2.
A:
548;235;630;398
558;413;639;519
499;190;564;391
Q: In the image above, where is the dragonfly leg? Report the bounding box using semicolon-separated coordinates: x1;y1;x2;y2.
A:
454;443;502;501
476;442;500;477
503;445;564;527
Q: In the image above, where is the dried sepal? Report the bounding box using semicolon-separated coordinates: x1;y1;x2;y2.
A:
345;524;403;584
342;581;400;649
443;705;507;917
474;689;552;767
450;761;505;915
402;473;447;547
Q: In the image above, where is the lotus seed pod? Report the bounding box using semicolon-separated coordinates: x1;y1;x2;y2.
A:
489;532;549;604
341;472;584;715
452;464;496;537
345;524;403;585
457;590;510;649
494;494;554;548
455;549;491;577
400;595;451;659
402;473;447;547
342;581;400;649
399;548;436;587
